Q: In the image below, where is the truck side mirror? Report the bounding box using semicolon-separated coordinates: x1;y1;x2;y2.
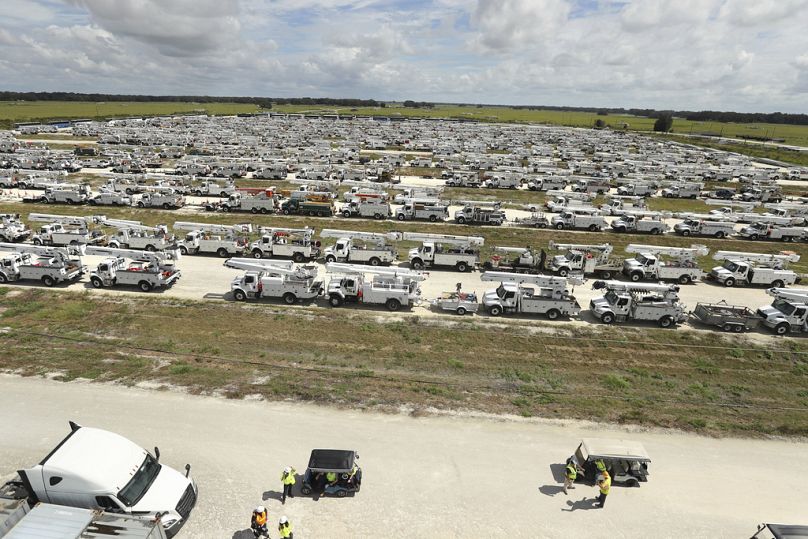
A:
185;464;191;477
154;447;160;461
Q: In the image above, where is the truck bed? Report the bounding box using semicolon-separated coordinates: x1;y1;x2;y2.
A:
690;302;760;331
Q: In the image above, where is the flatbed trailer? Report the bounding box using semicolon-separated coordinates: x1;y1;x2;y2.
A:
431;291;480;315
690;301;761;332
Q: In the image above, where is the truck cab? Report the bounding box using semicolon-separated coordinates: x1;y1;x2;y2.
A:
15;422;196;538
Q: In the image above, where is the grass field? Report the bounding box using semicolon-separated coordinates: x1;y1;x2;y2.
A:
1;287;806;437
0;101;261;128
664;134;808;167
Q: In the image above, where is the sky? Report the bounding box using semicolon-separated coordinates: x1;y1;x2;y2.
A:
0;0;807;113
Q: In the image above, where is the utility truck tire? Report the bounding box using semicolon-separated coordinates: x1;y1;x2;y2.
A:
714;231;725;239
749;234;759;240
300;486;312;495
678;275;692;285
724;278;735;287
457;216;466;224
33;238;43;245
329;295;343;307
456;261;469;272
138;281;152;292
374;213;383;220
775;323;789;335
260;208;269;214
456;307;467;316
630;272;642;282
42;275;55;287
546;309;561;320
162;203;170;209
599;271;613;279
488;305;502;317
283;293;296;305
146;245;156;252
234;289;247;301
588;224;598;232
600;312;615;324
90;276;103;288
137;202;145;208
733;324;744;333
293;252;305;263
658;316;674;328
283;209;290;215
411;259;424;270
558;268;569;277
251;208;259;214
429;215;438;222
369;257;381;267
386;298;401;311
325;255;336;263
772;280;785;289
217;248;228;258
397;214;406;221
252;250;263;259
0;274;6;283
680;230;691;236
342;211;351;218
555;223;565;230
179;246;189;255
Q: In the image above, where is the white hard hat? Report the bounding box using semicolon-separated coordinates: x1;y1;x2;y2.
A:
284;466;291;473
279;516;288;524
255;506;265;513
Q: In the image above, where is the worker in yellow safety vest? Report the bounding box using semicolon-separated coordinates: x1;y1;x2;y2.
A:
278;515;294;539
563;461;579;495
280;466;296;505
594;470;611;509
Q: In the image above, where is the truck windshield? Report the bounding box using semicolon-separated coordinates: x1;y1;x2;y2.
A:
604;291;619;304
118;453;162;507
723;261;741;272
773;299;797;316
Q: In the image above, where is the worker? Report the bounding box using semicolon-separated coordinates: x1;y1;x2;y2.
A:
250;506;269;538
594;470;611;509
280;466;296;504
562;461;578;495
538;248;547;271
325;470;338;491
278;516;294;539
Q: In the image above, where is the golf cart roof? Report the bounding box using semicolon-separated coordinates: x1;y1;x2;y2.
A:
764;524;808;539
307;449;356;472
580;438;651;462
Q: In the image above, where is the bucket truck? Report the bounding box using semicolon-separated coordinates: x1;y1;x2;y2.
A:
544;190;594;212
738;222;808;242
136;188;185;209
393;185;442;203
191;179;235;197
85;246;181;291
480;271;582;319
454;201;506;225
615;182;657;197
343;186;388;203
25;184;91;205
589;280;686;327
320;229;400;265
325;263;425;311
402;232;484;272
224;258;323;303
551;207;607;231
340;198;391;219
99;218;176;251
548;241;623;279
708;251;800;288
661;183;702;199
484;246;545;273
173;221;252;257
210;191;277;214
674;216;736;238
0;242;85;286
600;195;648;215
29;213;106;246
249;227;320;261
763;202;808;224
622;244;708;284
395;200;449;222
0;214;31;243
758;287;808;334
89;189;132;206
610;210;670;234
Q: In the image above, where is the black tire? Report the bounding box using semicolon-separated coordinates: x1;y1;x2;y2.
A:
547;308;561;320
429;215;437;222
588;224;598;232
252;250;263;259
630;272;642;282
457;216;466;224
300;486;312;495
179;246;188;255
651;228;662;235
723;323;733;332
342;211;351;218
681;230;691;236
137;202;145;208
293;252;305;263
456;261;469;272
282;209;290;215
733;324;744;333
374;213;383;220
33;238;42;246
397;213;405;221
386;298;401;311
336;490;347;498
749;234;759;240
714;231;725;239
488;305;502;316
0;273;7;283
613;227;626;233
724;278;735;287
600;312;615;324
329;295;343;307
162;203;170;209
369;257;381;267
89;199;97;206
217;248;229;258
558;267;569;277
260;208;269;214
555;223;564;230
251;207;259;214
665;193;674;198
456;307;467;316
125;188;133;195
599;270;613;279
283;292;296;305
138;281;152;292
659;316;674;328
678;274;691;285
775;323;789;335
90;276;103;288
234;289;247;301
42;275;55;287
145;244;156;252
325;255;336;263
772;280;785;289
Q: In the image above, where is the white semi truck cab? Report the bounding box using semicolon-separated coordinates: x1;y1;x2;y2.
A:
14;422;197;538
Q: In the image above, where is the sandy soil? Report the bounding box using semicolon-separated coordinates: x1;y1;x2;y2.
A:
0;375;804;538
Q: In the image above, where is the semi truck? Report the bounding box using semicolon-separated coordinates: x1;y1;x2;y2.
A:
758;287;808;334
402;232;484;272
589;280;687;327
224;258;323;304
320;229;400;266
622;244;708;284
86;246;181;291
0;243;86;286
325;262;425;311
7;421;196;538
548;241;623;279
708;251;800;288
249;227;320;261
174;221;252;257
480;271;582;319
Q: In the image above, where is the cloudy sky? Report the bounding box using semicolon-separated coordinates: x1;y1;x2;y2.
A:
1;0;807;112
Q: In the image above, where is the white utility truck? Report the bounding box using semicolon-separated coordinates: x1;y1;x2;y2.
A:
485;246;544;273
738;222;808;242
29;213;106;246
589;280;686;327
622;244;708;284
89;190;132;206
551;207;606;231
325;262;425;311
395;199;448;222
320;229;400;266
224;258;323;303
0;214;31;243
136;189;185;209
174;221;252;257
660;183;702;199
548;241;623;279
86;246;181;291
674;217;735;238
610;210;670;235
0;243;85;286
340;198;391;219
758;287;808;334
708;251;800;288
249;227;320;261
544;190;594;212
100;218;176;251
402;232;484;272
480;271;582;319
454;201;506;225
600;195;647;215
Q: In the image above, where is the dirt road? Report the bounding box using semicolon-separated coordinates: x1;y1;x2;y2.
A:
0;375;804;538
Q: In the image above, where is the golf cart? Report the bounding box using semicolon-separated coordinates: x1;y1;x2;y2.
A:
300;449;362;497
751;524;808;539
567;438;650;487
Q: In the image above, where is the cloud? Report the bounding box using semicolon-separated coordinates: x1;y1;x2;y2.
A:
719;0;808;26
471;0;570;51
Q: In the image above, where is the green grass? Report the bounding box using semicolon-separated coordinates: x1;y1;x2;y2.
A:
2;288;807;436
663;134;808;166
0;101;261;128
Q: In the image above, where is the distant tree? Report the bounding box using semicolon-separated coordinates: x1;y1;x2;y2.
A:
653;113;673;132
403;100;417;108
596;110;608;116
594;118;606;128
